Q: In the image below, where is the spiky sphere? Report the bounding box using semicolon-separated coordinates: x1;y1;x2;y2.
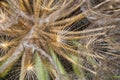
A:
0;0;120;80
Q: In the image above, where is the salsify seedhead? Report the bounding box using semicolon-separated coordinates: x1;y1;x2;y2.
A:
0;0;120;80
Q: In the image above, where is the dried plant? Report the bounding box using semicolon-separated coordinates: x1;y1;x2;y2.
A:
0;0;120;80
78;0;120;80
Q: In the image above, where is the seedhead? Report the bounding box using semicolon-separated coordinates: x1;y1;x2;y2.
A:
0;0;120;80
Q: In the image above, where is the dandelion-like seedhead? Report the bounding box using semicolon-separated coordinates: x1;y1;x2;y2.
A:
78;0;120;80
0;0;120;80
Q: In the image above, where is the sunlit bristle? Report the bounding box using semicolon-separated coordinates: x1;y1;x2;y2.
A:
56;35;62;43
0;36;12;50
26;64;34;71
0;9;7;23
0;42;9;49
24;64;38;80
0;35;15;57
